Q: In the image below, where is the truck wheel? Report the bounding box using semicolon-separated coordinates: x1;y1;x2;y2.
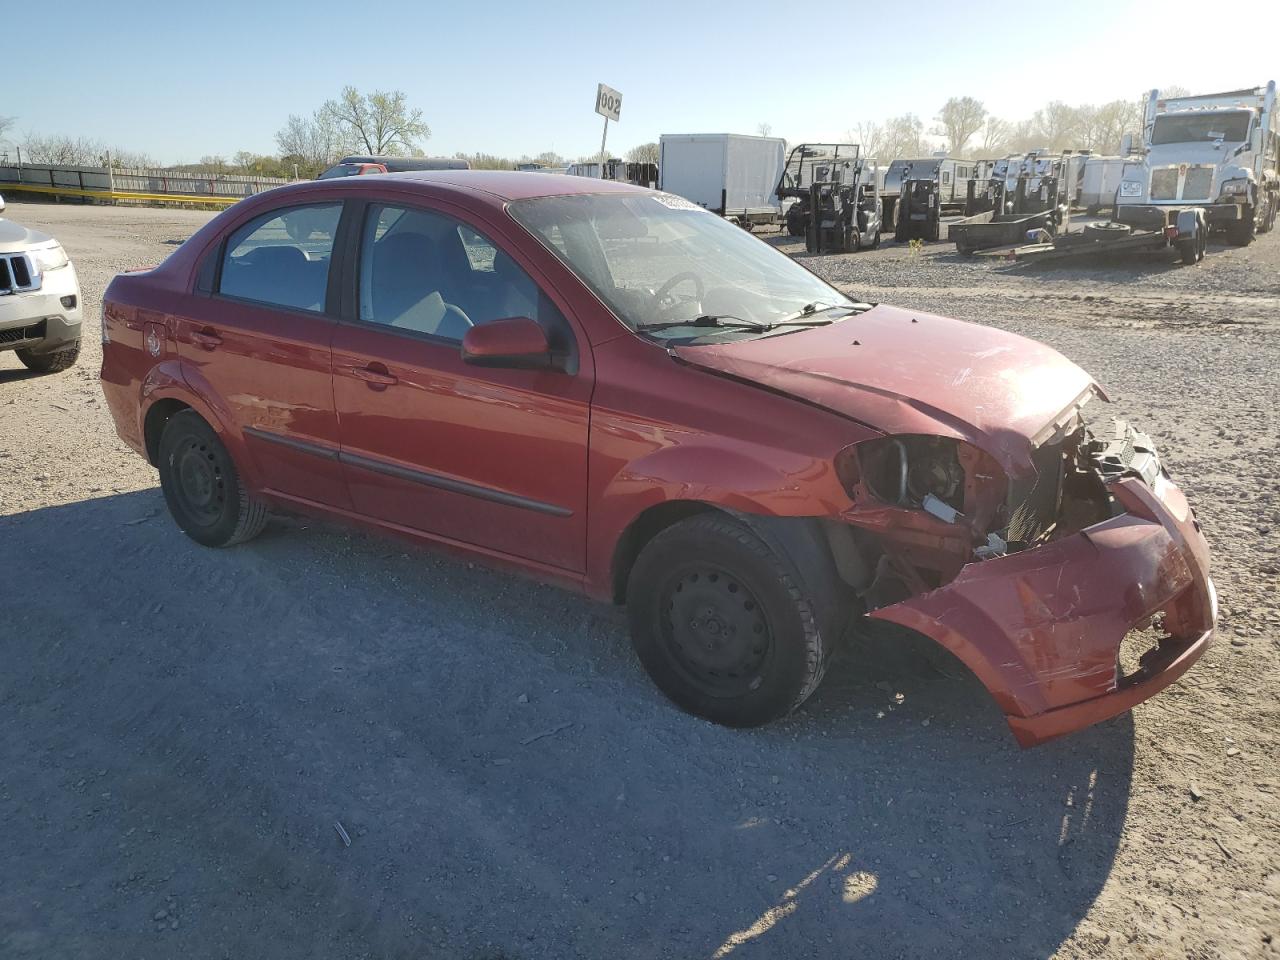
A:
626;513;831;727
1259;195;1277;234
1226;206;1256;246
158;410;268;548
16;341;80;374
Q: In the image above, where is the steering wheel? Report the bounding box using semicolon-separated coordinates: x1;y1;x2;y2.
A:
654;271;705;316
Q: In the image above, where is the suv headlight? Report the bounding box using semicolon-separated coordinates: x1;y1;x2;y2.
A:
32;244;70;273
1119;181;1144;198
1218;178;1251;199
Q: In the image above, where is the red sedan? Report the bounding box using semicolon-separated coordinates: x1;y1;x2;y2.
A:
99;172;1216;745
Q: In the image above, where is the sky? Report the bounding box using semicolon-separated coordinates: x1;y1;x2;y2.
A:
6;0;1266;165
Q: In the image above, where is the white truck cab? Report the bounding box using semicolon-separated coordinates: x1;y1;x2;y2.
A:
1115;82;1279;245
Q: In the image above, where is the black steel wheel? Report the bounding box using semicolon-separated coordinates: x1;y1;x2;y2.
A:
627;513;831;727
158;410;267;547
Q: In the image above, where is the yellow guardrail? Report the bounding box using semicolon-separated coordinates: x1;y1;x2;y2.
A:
0;182;246;207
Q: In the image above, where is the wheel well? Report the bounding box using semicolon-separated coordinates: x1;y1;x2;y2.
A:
610;500;722;604
143;399;192;465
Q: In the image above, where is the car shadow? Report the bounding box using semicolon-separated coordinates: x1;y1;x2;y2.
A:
1;490;1133;960
0;365;43;384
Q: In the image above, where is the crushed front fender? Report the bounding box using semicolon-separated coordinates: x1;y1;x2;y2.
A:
869;475;1216;747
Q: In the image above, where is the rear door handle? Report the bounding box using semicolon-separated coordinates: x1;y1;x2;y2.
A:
350;364;398;387
190;328;222;350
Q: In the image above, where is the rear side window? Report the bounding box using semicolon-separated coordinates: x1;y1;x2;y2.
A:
218;204;342;313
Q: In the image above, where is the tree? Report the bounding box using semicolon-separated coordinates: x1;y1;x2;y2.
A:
0;115;14;145
626;142;659;164
756;122;773;138
847;121;886;160
276;108;350;175
881;113;929;160
1029;101;1083;151
936;97;987;157
978;116;1010;155
18;134;104;166
323;86;429;156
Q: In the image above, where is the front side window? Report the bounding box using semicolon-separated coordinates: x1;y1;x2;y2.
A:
218;204;341;313
357;204;562;343
509;193;859;343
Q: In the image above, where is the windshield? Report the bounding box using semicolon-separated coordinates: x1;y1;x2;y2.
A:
1151;111;1251;145
318;164;362;179
507;193;857;341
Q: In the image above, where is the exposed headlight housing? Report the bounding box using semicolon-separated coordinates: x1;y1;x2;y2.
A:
32;243;70;273
836;436;967;512
1119;181;1144;198
1218;178;1251;199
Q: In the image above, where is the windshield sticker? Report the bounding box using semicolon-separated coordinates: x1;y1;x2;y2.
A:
652;193;706;212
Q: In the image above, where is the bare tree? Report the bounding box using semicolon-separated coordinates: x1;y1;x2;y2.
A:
848;121;886;160
626;142;659;164
323;87;429;156
880;114;928;161
0;115;14;145
276;109;350;170
978;116;1010;155
18;134;104;166
756;122;773;138
935;97;987;157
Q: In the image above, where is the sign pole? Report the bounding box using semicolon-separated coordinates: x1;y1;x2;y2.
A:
598;116;609;178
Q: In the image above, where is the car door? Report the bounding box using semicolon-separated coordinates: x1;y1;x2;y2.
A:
329;200;591;574
173;201;350;509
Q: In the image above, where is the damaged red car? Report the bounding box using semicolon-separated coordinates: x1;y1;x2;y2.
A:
99;172;1216;746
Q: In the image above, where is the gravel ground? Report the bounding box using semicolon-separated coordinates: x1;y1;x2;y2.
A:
1;199;1277;960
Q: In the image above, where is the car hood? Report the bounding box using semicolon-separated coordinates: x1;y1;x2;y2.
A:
672;304;1098;478
0;217;55;253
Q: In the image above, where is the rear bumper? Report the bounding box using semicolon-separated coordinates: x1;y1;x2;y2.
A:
870;474;1216;747
1116;203;1241;229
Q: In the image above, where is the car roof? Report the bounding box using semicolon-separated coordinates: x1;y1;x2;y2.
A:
349;170;651;203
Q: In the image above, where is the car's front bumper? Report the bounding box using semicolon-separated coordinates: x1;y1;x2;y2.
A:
870;473;1215;747
0;263;82;353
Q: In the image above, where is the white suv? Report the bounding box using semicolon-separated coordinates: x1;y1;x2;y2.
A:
0;195;82;373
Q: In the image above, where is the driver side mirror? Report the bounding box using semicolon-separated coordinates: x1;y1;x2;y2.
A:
461;317;561;371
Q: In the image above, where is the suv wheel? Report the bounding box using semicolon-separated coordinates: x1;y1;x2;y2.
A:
627;513;831;727
16;341;80;374
158;410;268;547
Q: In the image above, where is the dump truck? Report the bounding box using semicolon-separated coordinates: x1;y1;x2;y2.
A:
1114;82;1278;245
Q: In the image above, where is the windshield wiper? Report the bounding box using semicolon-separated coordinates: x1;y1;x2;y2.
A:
636;314;773;332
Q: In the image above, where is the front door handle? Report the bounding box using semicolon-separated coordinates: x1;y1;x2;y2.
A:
350;364;398;387
190;328;222;350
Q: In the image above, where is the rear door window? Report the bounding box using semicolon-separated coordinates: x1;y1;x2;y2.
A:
218;204;342;313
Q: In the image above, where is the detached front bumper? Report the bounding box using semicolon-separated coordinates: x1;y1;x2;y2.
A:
870;473;1215;747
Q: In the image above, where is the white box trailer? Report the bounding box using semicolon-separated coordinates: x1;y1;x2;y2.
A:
658;134;786;224
1077;156;1131;214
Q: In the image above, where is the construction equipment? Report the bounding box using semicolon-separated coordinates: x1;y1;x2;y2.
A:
805;173;883;254
993;209;1209;266
894;175;941;241
776;144;866;237
952;155;1070;255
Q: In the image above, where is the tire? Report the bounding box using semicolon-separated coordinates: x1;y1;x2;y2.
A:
1178;238;1199;265
157;410;268;548
870;229;881;250
786;209;806;237
1259;195;1277;234
16;341;80;374
1082;221;1132;242
626;513;831;727
1226;206;1256;246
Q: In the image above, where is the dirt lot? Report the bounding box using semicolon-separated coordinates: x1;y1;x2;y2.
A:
1;199;1277;960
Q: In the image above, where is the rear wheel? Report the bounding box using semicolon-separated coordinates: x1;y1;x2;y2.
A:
627;513;831;727
158;410;268;547
16;341;80;374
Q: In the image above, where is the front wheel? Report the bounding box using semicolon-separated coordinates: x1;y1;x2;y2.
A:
627;513;831;727
16;341;80;374
158;410;268;547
